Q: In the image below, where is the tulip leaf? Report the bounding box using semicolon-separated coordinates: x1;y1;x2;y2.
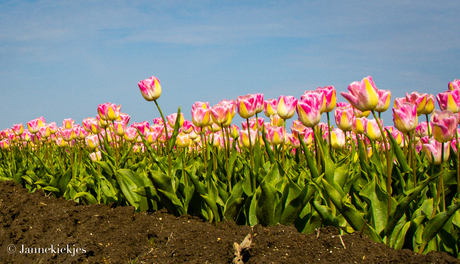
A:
256;180;278;226
200;194;220;223
420;199;460;253
312;200;340;227
115;169;142;210
299;136;319;179
386;128;411;173
262;129;276;164
168;106;182;152
74;191;98;205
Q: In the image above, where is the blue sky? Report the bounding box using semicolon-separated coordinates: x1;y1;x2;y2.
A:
1;0;459;130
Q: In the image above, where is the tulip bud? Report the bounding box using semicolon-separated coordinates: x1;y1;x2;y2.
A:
138;76;161;101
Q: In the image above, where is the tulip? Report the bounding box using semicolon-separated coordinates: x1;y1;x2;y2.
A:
138;76;162;101
0;139;10;149
448;79;460;91
145;131;159;144
167;113;184;127
237;94;257;119
191;107;212;128
391;129;405;147
266;125;285;145
62;118;75;129
335;105;354;132
264;99;278;117
113;121;126;136
12;124;24;136
431;109;459;143
210;103;230;126
85;134;100;150
117;113;131;126
316;86;337;113
405;92;427;116
230;124;239;138
98;103;120;121
90;119;102;134
253;93;264;114
437;90;460;113
290;120;307;138
423;138;450;165
296;97;322;128
131;121;150;136
421;94;435;115
38;126;51;139
89;151;102;162
60;128;76;142
270;114;284;127
325;128;346;150
352;117;365;134
340;76;379;112
301;91;325;113
97;116;109;128
277;95;298;120
393;102;418;134
364;118;383;141
415;122;430;138
394;97;407;109
175;132;191;148
375;89;391;113
27;117;46;134
182;120;194;134
239;129;257;148
124;127;138;142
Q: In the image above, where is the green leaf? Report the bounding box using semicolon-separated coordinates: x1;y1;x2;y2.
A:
74;192;98;204
420;199;460;252
386;128;411;173
256;180;278;226
312;200;340;227
115;169;142;210
200;194;221;223
168;106;182;153
299;136;319;179
280;180;317;225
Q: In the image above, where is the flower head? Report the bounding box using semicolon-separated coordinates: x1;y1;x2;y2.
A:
340;76;379;112
138;76;162;101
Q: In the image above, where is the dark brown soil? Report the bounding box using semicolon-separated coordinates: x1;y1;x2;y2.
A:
0;180;459;264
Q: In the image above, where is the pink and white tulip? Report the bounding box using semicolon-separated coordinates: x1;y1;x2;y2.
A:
340;76;379;112
138;76;162;101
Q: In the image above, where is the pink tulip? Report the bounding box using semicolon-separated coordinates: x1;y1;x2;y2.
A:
375;89;392;113
316;86;337;113
145;131;160;144
117;113;131;126
181;120;194;134
114;121;126;136
38;126;51;139
391;129;405;147
264;99;278;117
448;79;460;91
352;117;365;135
0;139;10;149
191;105;212;128
270;114;284;127
325;128;346;150
210;103;231;126
12;124;24;136
415;122;430;138
296;97;322;128
277;95;298;120
82;118;95;132
340;76;379;112
431;109;459;143
97;116;109;128
98;103;120;121
393;102;418;134
167;113;184;127
405;92;428;116
131;121;150;136
85;134;100;150
138;76;161;101
266;125;286;145
27;117;46;134
124;127;138;142
230;124;240;138
253;93;264;114
89;151;102;162
335;105;354;132
239;129;257;148
90;119;102;134
364;118;383;141
60;128;75;142
175;132;191;148
423;138;450;165
437;90;460;113
301;91;325;113
394;97;407;109
421;94;435;115
62;118;75;129
237;94;257;119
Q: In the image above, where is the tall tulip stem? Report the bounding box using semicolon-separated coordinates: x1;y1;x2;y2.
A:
153;99;172;176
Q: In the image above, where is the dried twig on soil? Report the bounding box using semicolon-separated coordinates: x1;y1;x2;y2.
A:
232;233;252;264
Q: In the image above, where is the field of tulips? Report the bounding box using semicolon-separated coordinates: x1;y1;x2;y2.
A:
1;75;460;258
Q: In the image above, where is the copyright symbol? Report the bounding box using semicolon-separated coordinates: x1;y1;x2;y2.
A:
7;244;16;254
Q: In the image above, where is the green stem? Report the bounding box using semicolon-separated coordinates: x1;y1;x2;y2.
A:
153;99;172;176
327;112;332;153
